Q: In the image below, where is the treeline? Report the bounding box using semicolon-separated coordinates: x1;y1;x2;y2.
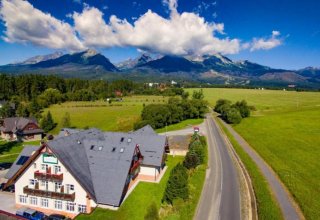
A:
214;99;253;124
0;74;186;120
134;90;208;130
0;74;132;101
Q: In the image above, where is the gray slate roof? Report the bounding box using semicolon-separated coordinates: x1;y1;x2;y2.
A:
132;125;157;136
5;146;40;179
8;125;166;207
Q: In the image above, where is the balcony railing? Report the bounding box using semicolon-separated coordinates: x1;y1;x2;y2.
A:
130;158;142;174
34;171;63;182
23;186;75;201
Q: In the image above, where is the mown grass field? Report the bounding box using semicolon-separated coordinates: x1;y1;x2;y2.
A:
44;96;168;134
156;118;204;133
186;88;320;219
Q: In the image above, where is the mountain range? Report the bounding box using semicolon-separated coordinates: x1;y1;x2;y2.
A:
0;49;319;88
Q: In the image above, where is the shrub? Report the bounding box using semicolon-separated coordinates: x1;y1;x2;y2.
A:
214;99;232;113
226;107;242;124
162;163;189;204
232;100;251;118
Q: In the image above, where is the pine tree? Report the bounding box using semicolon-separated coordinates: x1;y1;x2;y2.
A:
144;202;160;220
41;111;55;132
61;112;71;128
162;163;189;204
183;151;200;169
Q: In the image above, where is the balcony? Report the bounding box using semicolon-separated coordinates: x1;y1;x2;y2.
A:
23;186;75;201
34;171;63;182
130;158;142;174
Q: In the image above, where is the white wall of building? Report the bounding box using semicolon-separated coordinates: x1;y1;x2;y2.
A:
15;150;96;216
140;166;159;177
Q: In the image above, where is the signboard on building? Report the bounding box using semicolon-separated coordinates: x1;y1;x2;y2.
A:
43;153;58;164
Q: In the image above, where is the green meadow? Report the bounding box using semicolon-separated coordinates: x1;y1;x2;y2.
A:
44;96;168;134
186;88;320;219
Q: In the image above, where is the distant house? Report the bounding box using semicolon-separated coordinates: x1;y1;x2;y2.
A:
4;126;168;218
0;117;44;141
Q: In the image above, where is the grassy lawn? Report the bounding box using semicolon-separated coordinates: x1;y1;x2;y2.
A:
234;108;320;219
186;88;320;219
0;140;41;163
76;155;184;220
44;96;168;134
156;118;204;133
216;118;283;220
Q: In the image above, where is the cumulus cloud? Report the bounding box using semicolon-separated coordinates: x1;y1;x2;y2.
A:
0;0;282;56
0;0;84;51
73;0;240;56
250;31;282;51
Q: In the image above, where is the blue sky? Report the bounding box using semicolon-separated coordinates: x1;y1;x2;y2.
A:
0;0;319;69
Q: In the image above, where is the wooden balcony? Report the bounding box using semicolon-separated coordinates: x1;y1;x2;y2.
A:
34;171;63;182
23;186;75;201
130;158;142;174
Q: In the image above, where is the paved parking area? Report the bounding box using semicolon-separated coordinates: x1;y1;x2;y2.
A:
0;191;16;214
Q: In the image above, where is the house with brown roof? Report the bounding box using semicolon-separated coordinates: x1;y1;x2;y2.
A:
0;117;44;142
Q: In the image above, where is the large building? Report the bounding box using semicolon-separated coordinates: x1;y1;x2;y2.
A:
5;126;168;218
0;117;43;141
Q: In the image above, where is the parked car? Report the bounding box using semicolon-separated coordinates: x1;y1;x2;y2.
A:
45;214;70;220
0;162;12;170
16;207;46;220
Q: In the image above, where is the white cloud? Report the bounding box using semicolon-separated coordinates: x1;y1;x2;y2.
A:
73;1;240;56
0;0;84;51
250;31;282;51
0;0;282;57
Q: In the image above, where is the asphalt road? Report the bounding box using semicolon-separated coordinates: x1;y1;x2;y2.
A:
221;119;303;220
195;116;241;220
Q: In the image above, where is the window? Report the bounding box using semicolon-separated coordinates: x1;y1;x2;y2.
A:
41;198;49;207
78;205;87;213
66;202;75;212
29;179;35;185
41;164;48;171
66;184;74;193
54;182;62;192
54;200;63;210
29;196;37;205
54;165;61;174
19;195;27;204
40;180;48;190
